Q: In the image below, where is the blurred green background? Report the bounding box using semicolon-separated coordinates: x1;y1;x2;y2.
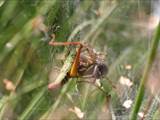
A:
0;0;160;119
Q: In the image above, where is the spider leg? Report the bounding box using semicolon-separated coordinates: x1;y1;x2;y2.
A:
85;45;96;61
80;44;96;63
81;65;98;83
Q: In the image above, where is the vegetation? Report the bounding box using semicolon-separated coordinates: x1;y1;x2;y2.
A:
0;0;159;119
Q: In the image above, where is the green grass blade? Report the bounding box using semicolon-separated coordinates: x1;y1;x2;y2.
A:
130;22;160;120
